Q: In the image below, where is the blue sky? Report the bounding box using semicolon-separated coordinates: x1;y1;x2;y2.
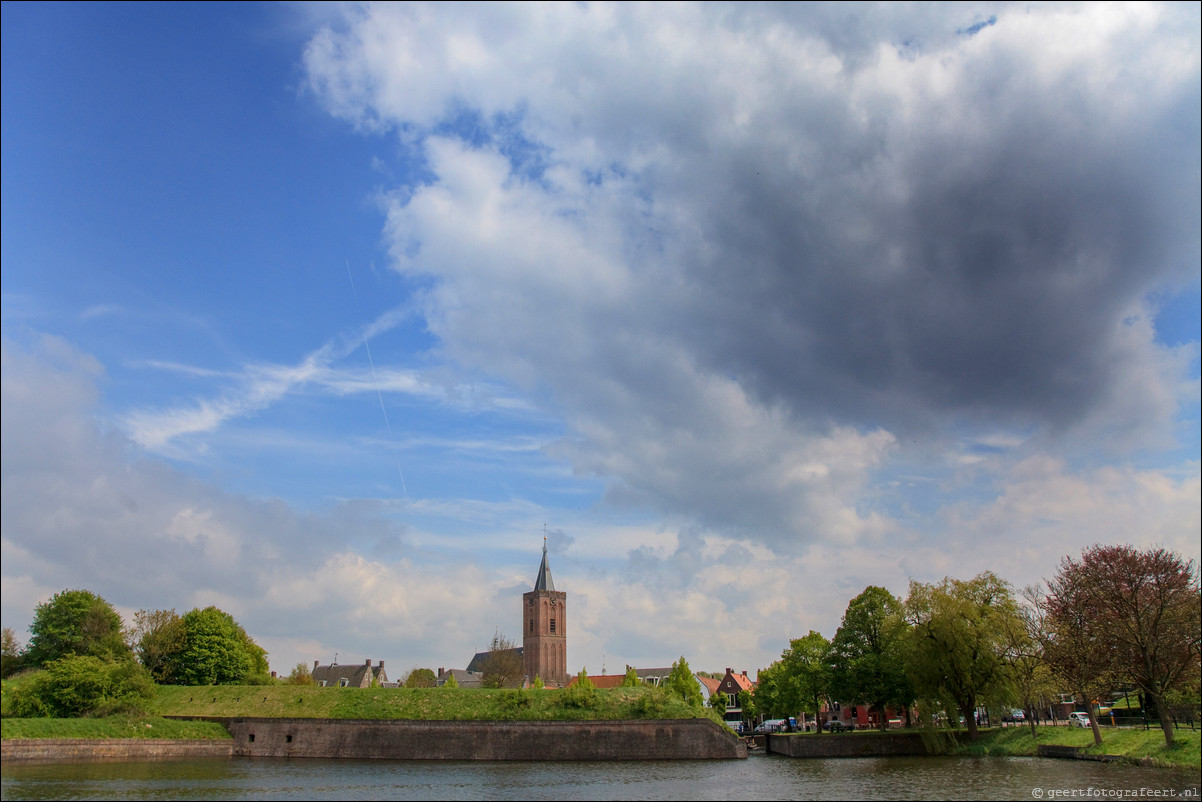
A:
3;2;1199;679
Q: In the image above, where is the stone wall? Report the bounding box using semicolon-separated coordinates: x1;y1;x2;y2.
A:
1;738;233;762
225;717;747;760
767;731;940;758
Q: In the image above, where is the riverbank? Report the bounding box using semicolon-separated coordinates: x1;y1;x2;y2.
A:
964;726;1201;771
762;726;1199;771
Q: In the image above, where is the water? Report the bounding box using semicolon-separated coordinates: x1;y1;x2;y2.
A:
2;754;1199;801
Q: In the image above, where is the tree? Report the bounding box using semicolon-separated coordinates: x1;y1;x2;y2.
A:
26;589;130;667
904;572;1021;740
622;665;639;687
1008;588;1061;737
1034;570;1119;746
284;662;316;685
2;627;25;678
829;587;911;730
664;656;703;707
442;672;459;688
787;631;835;731
1062;545;1201;747
404;667;437;688
128;609;186;683
708;686;727;715
480;630;524;689
163;606;264;686
754;633;832;729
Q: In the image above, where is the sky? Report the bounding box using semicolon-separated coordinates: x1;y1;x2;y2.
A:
2;2;1199;681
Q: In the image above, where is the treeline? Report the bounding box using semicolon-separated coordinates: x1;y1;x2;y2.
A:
2;591;268;717
750;544;1200;747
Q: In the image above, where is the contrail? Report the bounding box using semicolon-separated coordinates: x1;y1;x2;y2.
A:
347;258;408;498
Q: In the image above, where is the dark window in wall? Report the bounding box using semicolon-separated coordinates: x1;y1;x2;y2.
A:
248;734;255;743
530;619;534;633
550;618;556;633
286;735;293;743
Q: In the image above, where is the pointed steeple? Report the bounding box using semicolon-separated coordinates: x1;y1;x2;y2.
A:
534;535;555;592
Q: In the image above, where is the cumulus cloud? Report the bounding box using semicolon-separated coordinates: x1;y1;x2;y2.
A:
303;2;1200;549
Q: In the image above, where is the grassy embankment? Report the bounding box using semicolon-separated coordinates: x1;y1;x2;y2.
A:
958;725;1200;771
2;681;721;740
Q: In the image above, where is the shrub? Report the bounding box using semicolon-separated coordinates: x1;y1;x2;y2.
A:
560;669;598;710
7;656;155;718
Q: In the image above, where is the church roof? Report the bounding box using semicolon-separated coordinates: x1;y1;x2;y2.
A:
534;539;555;591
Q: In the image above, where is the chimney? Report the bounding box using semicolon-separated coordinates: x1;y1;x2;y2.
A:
726;667;732;675
378;660;384;668
366;659;372;667
742;671;748;678
438;668;444;677
314;660;319;671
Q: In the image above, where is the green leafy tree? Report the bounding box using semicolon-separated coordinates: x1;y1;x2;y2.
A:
622;665;639;687
829;587;912;730
787;631;834;731
532;675;544;689
442;672;459;688
708;686;727;715
404;667;437;688
26;589;130;667
754;632;831;730
737;688;757;730
128;609;186;683
7;655;155;718
904;572;1021;740
665;656;703;707
164;606;262;686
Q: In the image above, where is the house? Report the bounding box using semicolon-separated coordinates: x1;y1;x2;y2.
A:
714;668;755;726
436;667;483;688
312;659;388;688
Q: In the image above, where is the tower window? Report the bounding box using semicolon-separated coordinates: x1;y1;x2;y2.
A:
550;618;556;633
529;619;534;633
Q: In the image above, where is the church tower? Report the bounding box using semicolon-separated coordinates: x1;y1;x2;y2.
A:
523;537;568;688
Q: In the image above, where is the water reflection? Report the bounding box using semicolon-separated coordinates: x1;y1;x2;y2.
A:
3;755;1199;801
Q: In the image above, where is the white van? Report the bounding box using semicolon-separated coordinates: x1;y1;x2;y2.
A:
1068;712;1090;727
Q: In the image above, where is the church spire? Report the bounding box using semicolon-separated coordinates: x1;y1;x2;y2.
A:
534;532;555;592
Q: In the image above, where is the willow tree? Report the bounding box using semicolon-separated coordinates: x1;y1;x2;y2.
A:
904;572;1020;740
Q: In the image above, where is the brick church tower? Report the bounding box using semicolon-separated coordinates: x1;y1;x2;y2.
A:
523;538;568;687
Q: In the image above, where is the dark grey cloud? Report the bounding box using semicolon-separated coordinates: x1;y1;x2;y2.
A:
307;2;1200;546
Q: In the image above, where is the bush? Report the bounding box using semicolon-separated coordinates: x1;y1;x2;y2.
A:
7;656;155;718
560;669;598;710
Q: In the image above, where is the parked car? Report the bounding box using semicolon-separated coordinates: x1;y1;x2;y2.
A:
1068;712;1090;727
1004;709;1026;723
824;721;849;732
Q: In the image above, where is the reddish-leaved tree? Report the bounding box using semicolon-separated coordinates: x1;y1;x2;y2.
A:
1061;545;1199;747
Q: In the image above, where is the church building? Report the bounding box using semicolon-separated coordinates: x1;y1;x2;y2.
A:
523;538;568;687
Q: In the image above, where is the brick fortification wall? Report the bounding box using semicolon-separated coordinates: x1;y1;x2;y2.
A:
1;738;233;762
766;731;969;758
227;718;747;760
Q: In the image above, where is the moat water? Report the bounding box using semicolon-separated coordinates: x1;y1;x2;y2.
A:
3;754;1200;801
